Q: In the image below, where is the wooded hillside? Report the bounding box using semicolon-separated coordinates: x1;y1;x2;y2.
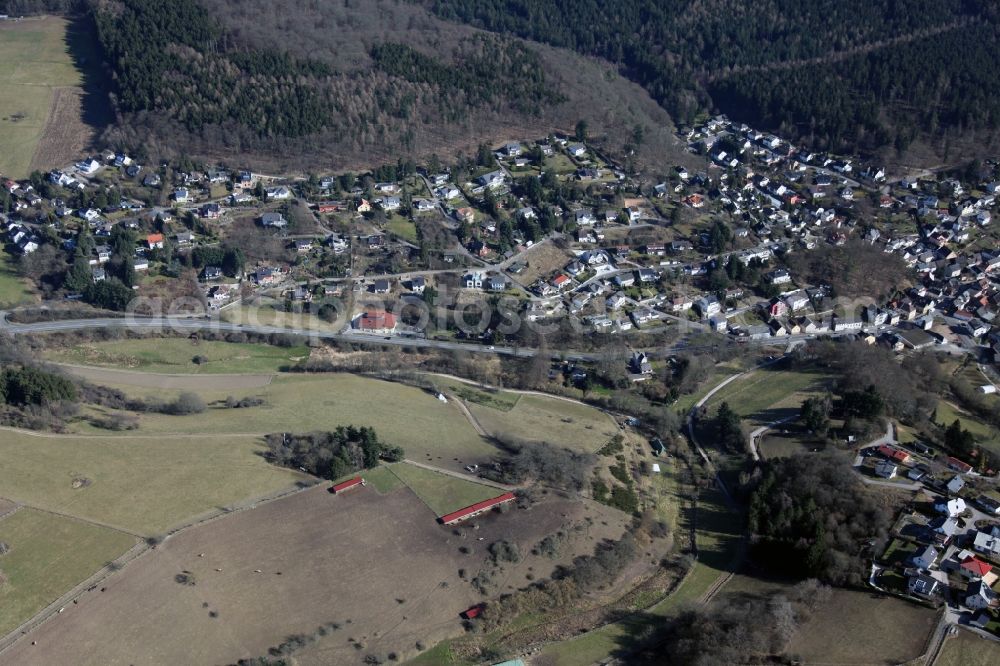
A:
423;0;1000;158
87;0;687;172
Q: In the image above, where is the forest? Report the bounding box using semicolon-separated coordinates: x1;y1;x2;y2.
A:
423;0;1000;154
747;452;893;586
85;0;565;169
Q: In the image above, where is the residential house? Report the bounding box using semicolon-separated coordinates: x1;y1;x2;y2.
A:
935;498;967;517
463;272;484;289
874;461;898;479
266;186;292;200
260;212;287;228
907;574;941;598
486;274;508;292
966;580;999;610
946;475;966;495
912;544;939;570
371;279;391;294
353;310;397;335
409;277;426;294
629;352;653;375
766;268;792;285
976;495;1000;516
973;530;1000;558
959;555;994;581
201;266;222;281
695;295;721;317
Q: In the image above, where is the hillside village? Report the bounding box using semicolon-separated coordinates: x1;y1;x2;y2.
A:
3;118;1000;369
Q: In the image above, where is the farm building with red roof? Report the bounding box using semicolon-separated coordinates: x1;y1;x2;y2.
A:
439;492;516;525
329;476;365;494
353;310;397;334
461;604;483;620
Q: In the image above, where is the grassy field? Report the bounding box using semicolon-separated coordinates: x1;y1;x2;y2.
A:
44;338;311;374
785;587;937;663
936;629;1000;666
0;430;306;535
713;574;938;664
468;394;617;453
387;215;419;243
360;465;405;494
672;365;742;415
703;366;831;423
388;463;502;517
67;374;498;469
935;401;998;443
0;251;33;307
0;16;83;177
0;508;137;636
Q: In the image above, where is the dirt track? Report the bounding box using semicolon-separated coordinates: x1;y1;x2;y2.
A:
56;364;274;391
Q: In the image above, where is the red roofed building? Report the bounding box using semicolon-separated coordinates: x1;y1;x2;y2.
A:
461;604;483;620
877;445;910;465
146;233;165;249
329;476;364;494
947;457;973;474
353;310;397;334
960;555;993;581
439;492;516;526
552;274;571;290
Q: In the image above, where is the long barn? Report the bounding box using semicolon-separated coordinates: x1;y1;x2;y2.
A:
329;476;365;494
439;492;516;525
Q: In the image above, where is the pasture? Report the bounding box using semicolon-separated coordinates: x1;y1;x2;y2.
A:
388;463;504;517
935;401;998;444
467;394;617;453
936;629;1000;666
713;574;938;664
0;430;306;535
44;337;311;374
66;373;499;470
0;17;84;178
1;484;597;666
703;366;831;424
785;586;937;663
0;508;137;636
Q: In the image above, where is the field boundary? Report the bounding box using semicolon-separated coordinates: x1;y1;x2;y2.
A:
0;538;147;656
0;479;320;655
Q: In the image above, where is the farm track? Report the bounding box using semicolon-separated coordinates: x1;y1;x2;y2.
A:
705;18;972;82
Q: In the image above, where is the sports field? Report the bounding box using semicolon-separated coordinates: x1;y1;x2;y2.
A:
44;338;311;374
388;463;503;517
0;507;137;636
0;17;83;178
0;430;306;535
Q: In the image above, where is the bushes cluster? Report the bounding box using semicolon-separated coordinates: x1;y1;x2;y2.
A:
263;426;403;480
